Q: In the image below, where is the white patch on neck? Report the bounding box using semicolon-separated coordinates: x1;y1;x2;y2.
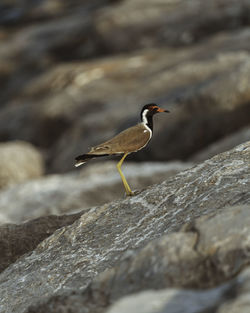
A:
142;109;149;124
142;109;152;139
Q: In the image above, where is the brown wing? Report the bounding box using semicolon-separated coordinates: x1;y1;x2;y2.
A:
89;123;151;155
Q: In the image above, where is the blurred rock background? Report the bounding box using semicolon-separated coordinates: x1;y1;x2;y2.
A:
0;0;250;210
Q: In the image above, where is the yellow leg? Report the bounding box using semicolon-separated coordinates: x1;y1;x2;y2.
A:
116;153;134;196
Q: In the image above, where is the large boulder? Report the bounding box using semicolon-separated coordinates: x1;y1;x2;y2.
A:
0;141;249;313
104;267;250;313
0;0;117;104
0;0;114;27
0;212;81;273
94;0;250;52
0;141;44;189
0;161;192;223
190;126;250;162
80;205;250;313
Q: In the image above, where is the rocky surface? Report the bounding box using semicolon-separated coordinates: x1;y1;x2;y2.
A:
105;286;232;313
0;161;192;223
0;212;81;273
43;46;250;172
106;267;250;313
26;204;250;313
0;142;249;313
2;47;248;173
2;38;250;173
1;0;250;172
190;126;250;162
1;1;250;312
0;141;44;189
95;0;250;51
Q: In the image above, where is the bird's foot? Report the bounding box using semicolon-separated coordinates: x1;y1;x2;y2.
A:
125;189;142;197
126;191;135;197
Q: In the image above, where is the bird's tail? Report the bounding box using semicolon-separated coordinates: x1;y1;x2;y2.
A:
74;154;108;167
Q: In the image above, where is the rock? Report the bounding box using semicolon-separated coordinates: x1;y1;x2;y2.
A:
95;0;250;52
216;271;250;313
27;205;250;313
0;141;44;189
1;2;250;172
0;212;81;274
0;0;61;26
14;44;250;173
0;142;249;313
0;0;117;104
0;212;11;224
5;14;95;62
0;0;119;27
0;161;192;223
0;101;72;148
190;126;250;162
105;286;231;313
105;268;250;313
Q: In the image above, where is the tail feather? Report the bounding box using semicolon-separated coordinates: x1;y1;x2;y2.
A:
74;153;108;167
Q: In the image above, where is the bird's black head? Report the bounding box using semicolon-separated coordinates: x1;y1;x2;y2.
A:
141;103;169;117
140;103;170;129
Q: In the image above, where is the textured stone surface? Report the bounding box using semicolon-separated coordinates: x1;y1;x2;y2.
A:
0;212;81;273
0;142;249;313
0;141;44;189
0;161;192;223
27;205;250;313
105;268;250;313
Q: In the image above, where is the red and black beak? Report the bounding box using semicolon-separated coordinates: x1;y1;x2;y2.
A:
153;105;170;113
156;107;170;113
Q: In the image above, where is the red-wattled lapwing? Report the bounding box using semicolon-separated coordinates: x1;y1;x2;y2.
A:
75;103;169;196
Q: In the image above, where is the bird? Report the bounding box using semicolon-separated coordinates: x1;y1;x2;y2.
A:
75;103;170;196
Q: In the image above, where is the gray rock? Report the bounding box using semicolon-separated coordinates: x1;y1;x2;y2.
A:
95;0;250;51
0;0;116;104
0;142;249;313
0;0;116;100
190;126;250;162
0;161;192;223
0;141;44;189
0;0;112;27
106;286;231;313
106;267;250;313
216;270;250;313
0;212;81;273
25;46;250;172
1;2;250;172
27;205;250;313
0;212;11;224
